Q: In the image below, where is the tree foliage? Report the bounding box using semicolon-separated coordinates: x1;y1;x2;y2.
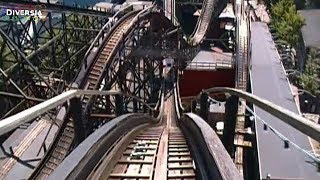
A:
0;36;17;70
270;0;305;46
305;48;320;76
265;0;306;10
299;47;320;95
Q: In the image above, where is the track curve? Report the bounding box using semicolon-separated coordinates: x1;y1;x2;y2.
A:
88;96;196;179
50;93;198;179
29;0;238;178
189;0;229;45
29;10;142;180
48;72;241;179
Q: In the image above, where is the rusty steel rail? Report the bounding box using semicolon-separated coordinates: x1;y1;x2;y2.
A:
201;87;320;142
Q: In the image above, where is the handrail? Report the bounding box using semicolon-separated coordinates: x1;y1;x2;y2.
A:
173;82;182;119
198;87;320;142
127;4;156;28
173;70;185;119
155;82;165;120
176;76;184;112
0;89;157;137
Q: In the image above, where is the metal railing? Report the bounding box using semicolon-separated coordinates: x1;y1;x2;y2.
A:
186;61;233;70
175;0;204;4
199;87;320;142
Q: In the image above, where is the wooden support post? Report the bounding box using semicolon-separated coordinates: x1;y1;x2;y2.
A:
143;104;147;113
115;95;124;116
133;98;138;113
199;92;208;120
191;100;197;113
222;95;239;158
70;98;86;144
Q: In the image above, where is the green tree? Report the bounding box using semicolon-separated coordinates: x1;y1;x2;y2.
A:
265;0;306;9
270;0;305;47
299;74;319;95
305;47;320;76
0;37;17;71
299;47;320;95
